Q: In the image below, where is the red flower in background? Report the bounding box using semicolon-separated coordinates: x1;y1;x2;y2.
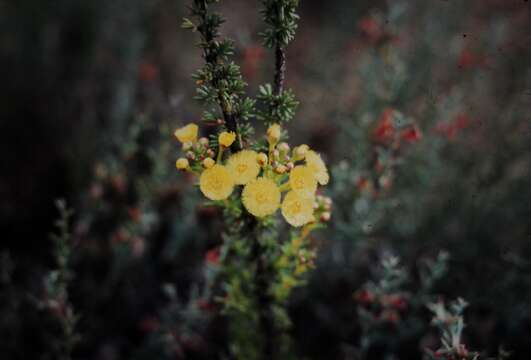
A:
356;177;370;192
373;108;395;143
458;48;477;69
127;207;142;223
382;294;408;311
205;247;220;265
109;175;127;194
434;114;471;140
242;45;265;79
138;61;159;82
454;114;471;130
458;48;489;69
358;16;384;43
380;309;400;324
375;158;384;174
139;316;161;333
355;289;376;304
111;227;130;244
401;125;423;143
197;298;215;312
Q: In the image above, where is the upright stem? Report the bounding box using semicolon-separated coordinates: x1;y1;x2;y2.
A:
252;7;290;360
273;45;286;96
249;222;276;359
196;0;241;151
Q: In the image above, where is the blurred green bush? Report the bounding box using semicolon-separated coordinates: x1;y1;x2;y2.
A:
0;0;530;359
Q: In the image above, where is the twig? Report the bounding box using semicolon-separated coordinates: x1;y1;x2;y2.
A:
195;0;241;151
274;45;286;95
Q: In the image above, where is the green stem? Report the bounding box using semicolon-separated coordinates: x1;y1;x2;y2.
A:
278;181;291;192
195;0;242;151
217;146;225;163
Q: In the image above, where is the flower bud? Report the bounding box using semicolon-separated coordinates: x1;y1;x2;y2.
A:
176;158;190;170
186;151;195;160
182;142;193;151
294;144;309;160
218;131;236;147
267;123;281;145
174;123;198;144
274;165;287;174
286;162;294;170
206;149;215;158
278;142;290;153
256;153;268;166
202;157;215;169
198;137;209;147
320;212;331;222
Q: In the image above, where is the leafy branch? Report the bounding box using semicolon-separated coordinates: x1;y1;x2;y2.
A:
257;0;300;125
425;298;509;360
45;199;79;360
184;0;255;150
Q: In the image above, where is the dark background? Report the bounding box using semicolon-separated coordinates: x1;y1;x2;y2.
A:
1;0;530;359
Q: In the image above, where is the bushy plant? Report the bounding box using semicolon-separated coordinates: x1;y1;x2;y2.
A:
173;1;333;357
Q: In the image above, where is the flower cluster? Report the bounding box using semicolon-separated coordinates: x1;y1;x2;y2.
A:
372;108;423;146
174;122;330;227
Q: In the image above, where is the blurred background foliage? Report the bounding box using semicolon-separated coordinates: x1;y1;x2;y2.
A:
0;0;530;359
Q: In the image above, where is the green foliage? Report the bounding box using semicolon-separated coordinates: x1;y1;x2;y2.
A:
425;302;511;360
354;253;449;360
133;284;212;359
45;199;79;360
256;84;298;125
260;0;300;48
186;0;254;148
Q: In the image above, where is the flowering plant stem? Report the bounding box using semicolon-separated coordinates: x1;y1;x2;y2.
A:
194;0;242;151
274;43;285;95
249;220;277;359
180;1;328;358
48;199;79;360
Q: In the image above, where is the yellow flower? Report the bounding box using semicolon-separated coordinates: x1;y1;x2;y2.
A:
175;158;189;170
305;150;329;185
219;131;236;147
174;123;198;144
289;165;317;198
199;165;234;200
226;150;260;185
202;157;215;169
281;191;315;227
293;144;309;160
242;177;281;217
267;123;281;145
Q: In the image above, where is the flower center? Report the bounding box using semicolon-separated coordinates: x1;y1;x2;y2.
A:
294;179;304;189
289;201;302;213
255;192;267;203
237;164;248;174
208;177;223;191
